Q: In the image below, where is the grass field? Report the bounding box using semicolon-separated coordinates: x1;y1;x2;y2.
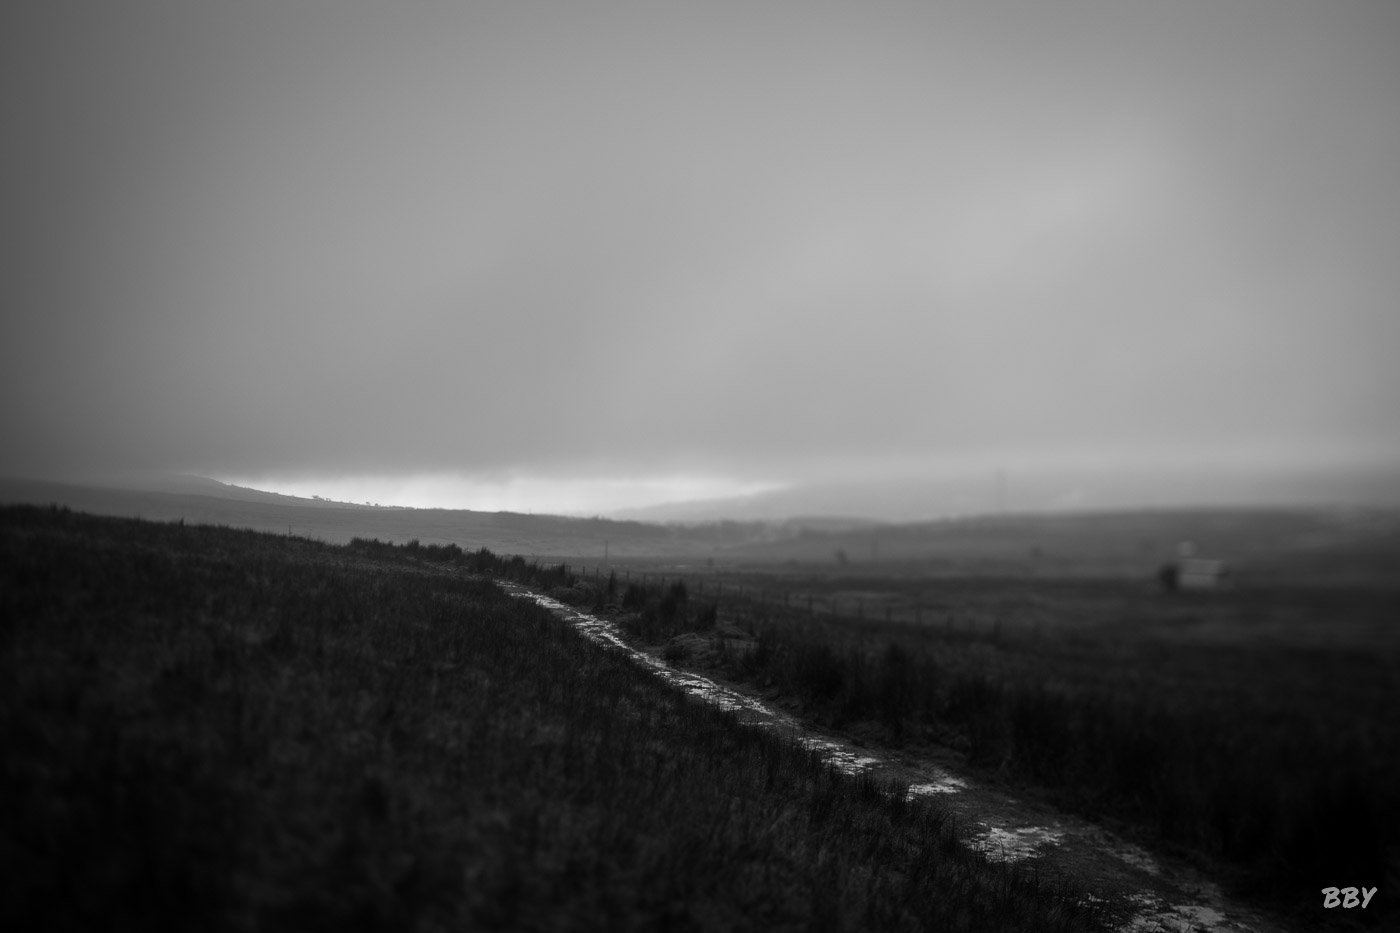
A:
549;557;1400;928
0;506;1110;932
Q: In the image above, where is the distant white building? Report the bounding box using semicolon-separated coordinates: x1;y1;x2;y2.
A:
1159;542;1228;591
1176;557;1227;589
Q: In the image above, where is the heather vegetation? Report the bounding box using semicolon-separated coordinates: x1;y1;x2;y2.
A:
1;506;1109;932
549;565;1400;927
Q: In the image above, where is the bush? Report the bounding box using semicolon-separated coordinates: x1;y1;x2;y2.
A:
657;581;688;630
791;642;845;703
621;583;648;611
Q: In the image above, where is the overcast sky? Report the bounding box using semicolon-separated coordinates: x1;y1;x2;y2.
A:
4;1;1398;516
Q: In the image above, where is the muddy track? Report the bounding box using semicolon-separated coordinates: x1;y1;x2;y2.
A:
504;585;1296;933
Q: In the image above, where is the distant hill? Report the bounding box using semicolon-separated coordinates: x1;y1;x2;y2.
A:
0;476;770;559
719;507;1400;583
613;462;1400;525
5;476;1395;582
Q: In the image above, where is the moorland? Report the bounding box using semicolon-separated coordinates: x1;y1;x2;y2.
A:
4;476;1397;930
545;515;1400;929
1;505;1110;931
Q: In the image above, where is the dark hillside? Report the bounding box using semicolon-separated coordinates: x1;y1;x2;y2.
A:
0;506;1108;932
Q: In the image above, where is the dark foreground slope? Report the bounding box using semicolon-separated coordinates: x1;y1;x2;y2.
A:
0;506;1108;933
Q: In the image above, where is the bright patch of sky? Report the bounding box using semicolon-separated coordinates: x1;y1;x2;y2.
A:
216;472;786;516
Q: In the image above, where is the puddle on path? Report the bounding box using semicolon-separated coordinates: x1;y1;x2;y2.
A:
908;777;968;796
973;824;1068;863
506;586;1289;933
1125;893;1243;933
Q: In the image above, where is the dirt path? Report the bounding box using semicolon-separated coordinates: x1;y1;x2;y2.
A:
504;586;1296;933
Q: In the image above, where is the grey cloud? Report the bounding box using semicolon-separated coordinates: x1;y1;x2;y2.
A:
3;1;1398;508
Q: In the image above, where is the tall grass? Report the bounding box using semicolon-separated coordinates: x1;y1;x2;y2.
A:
572;567;1400;925
0;506;1108;932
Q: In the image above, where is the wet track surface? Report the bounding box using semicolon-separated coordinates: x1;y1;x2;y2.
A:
505;585;1293;933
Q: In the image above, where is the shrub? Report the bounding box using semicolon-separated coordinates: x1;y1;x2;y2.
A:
621;583;647;611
